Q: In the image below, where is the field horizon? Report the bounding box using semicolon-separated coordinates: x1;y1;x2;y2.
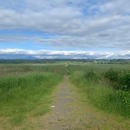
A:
0;62;130;129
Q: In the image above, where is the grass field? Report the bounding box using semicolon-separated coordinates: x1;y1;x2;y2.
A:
0;63;130;129
0;64;65;129
70;64;130;118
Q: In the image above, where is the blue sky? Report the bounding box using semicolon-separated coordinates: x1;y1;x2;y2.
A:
0;0;130;59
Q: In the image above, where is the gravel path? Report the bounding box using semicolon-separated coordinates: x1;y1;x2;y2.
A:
43;75;130;130
43;75;76;130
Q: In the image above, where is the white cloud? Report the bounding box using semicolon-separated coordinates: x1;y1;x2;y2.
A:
99;0;130;15
0;49;130;59
0;0;130;53
1;28;130;50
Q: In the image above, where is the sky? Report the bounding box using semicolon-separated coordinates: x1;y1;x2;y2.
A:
0;0;130;59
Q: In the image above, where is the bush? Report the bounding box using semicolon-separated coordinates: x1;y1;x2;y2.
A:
84;70;99;83
119;71;130;91
105;68;119;82
105;69;130;91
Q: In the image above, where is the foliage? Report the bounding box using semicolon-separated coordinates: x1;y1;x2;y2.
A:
119;71;130;91
105;68;130;91
105;68;119;82
1;63;130;128
84;70;98;81
70;66;130;118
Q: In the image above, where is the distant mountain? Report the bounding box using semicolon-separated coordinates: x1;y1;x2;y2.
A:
24;56;38;60
0;54;38;60
0;51;130;59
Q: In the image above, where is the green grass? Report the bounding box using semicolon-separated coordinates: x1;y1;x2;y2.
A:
0;64;66;77
0;64;64;128
70;65;130;118
1;63;130;129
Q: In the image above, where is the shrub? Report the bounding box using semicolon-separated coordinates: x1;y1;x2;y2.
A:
84;70;98;81
119;71;130;91
104;69;130;91
105;68;119;82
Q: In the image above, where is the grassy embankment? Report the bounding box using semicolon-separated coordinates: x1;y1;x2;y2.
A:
0;64;65;128
70;64;130;118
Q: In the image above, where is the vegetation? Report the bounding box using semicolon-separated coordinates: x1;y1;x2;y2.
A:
0;64;64;129
105;68;130;91
0;58;130;64
0;62;130;129
70;64;130;118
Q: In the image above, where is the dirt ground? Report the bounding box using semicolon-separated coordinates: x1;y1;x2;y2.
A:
42;75;130;130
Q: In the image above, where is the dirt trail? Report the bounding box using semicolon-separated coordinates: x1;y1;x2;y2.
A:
43;75;130;130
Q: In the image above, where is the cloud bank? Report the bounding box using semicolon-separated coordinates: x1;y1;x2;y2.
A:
0;0;130;56
0;49;130;59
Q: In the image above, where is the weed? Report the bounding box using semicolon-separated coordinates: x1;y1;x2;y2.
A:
70;65;130;118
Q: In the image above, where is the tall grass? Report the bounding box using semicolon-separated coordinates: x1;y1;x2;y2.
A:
0;64;64;128
70;67;130;118
0;64;66;77
105;68;130;90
